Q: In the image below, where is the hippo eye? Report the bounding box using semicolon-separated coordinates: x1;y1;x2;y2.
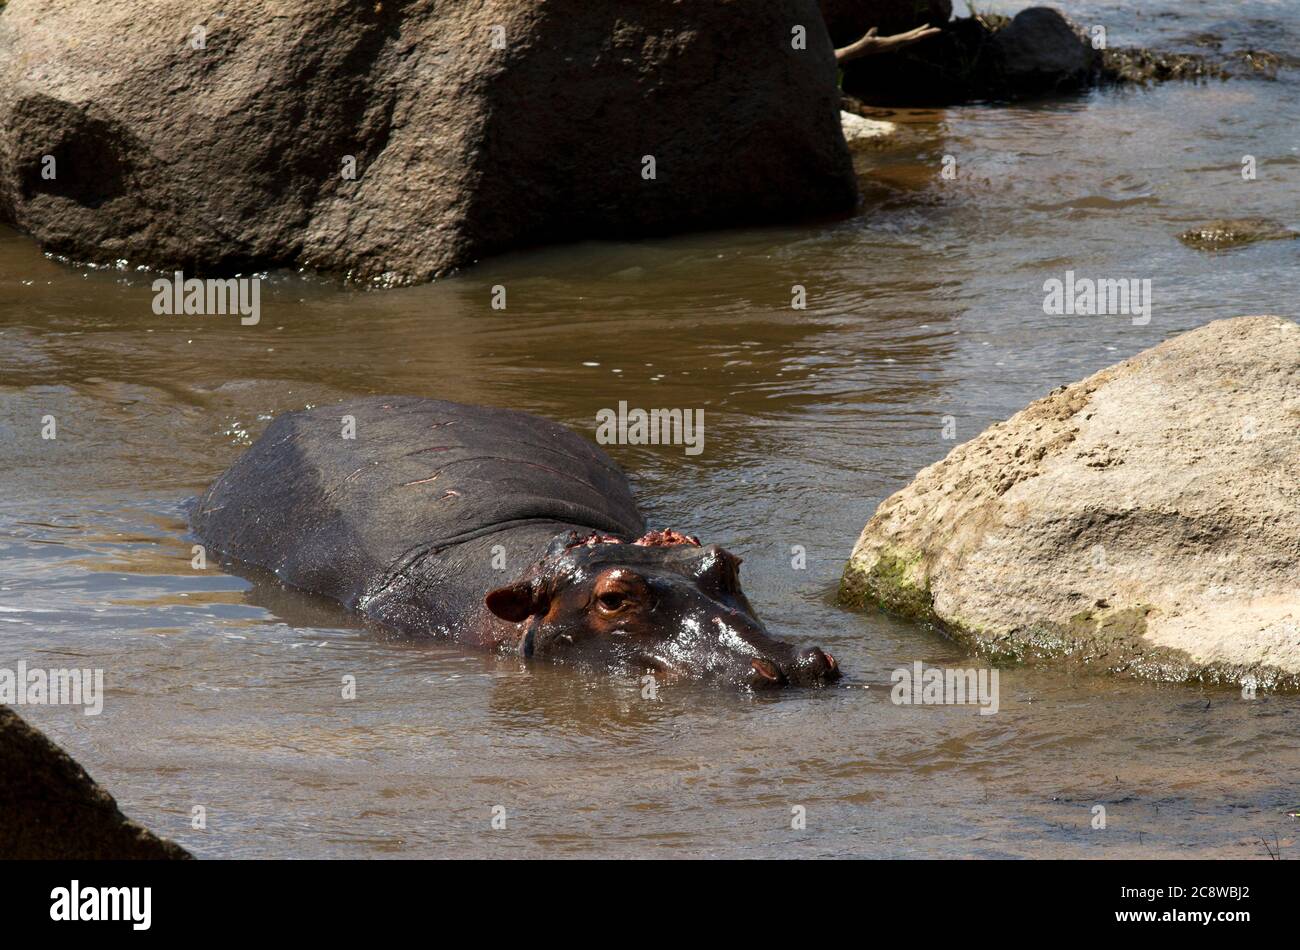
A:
597;591;628;612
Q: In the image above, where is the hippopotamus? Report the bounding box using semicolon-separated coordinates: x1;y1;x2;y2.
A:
192;396;840;688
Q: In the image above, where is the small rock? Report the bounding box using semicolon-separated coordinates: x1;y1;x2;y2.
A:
841;110;898;150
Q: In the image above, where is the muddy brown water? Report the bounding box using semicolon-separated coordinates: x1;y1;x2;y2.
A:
2;0;1299;857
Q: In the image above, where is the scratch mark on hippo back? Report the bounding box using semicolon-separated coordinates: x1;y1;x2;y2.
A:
322;465;367;501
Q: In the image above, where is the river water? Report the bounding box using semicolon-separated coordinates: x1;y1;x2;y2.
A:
2;0;1298;858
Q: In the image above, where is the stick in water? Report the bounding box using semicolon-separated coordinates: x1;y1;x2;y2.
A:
835;24;943;64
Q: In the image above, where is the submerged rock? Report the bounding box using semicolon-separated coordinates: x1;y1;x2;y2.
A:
0;0;855;284
0;705;190;858
1178;218;1299;251
1100;47;1231;85
840;316;1300;689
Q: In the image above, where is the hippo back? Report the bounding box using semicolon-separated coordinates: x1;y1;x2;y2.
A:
192;397;645;623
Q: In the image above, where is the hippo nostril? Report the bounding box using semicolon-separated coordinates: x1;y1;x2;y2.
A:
803;647;828;667
750;658;783;683
797;647;841;683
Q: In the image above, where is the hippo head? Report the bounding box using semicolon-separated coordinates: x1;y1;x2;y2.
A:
484;530;840;689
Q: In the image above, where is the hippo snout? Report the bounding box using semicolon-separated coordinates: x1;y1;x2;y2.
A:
793;646;840;684
747;645;840;689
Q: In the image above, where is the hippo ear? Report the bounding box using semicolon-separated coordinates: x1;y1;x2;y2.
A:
485;583;546;623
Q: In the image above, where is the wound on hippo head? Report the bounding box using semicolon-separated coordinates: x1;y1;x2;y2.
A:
484;530;840;689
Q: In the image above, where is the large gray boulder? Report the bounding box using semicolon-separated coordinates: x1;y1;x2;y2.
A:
0;705;190;859
0;0;855;284
841;316;1300;688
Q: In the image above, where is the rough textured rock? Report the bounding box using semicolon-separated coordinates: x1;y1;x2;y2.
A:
0;0;855;285
1178;218;1299;252
841;316;1300;688
0;705;191;859
818;0;952;47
